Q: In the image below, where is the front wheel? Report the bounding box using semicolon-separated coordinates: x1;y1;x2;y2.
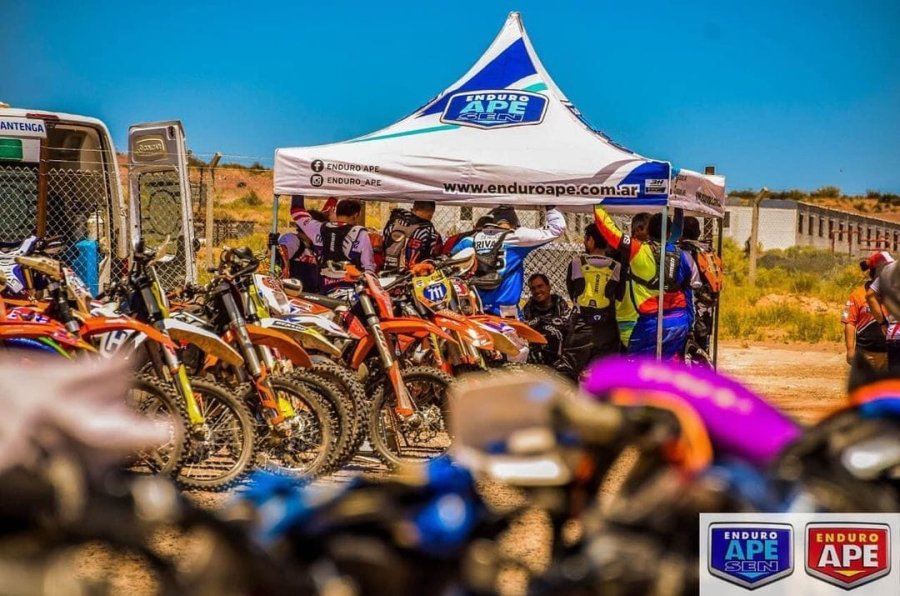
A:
249;376;337;481
368;366;454;469
124;374;187;477
175;379;257;492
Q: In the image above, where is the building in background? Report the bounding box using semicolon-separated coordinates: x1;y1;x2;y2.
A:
724;198;900;254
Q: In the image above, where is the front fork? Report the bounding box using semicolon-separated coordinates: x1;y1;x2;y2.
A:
221;291;292;427
359;293;414;416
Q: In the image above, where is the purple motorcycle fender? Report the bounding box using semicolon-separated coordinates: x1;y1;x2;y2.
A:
583;357;801;467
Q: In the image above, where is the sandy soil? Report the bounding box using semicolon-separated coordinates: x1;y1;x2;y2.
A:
716;340;846;423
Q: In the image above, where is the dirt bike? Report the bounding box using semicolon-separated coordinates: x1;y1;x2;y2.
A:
300;263;457;468
1;243;188;478
175;248;340;480
96;239;257;491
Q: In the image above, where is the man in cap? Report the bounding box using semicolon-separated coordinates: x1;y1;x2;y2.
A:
452;204;566;318
865;251;900;373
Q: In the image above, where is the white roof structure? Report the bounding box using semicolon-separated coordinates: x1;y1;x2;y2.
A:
274;12;725;217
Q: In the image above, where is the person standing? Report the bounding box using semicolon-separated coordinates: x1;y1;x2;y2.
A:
522;273;570;365
864;251;899;372
555;224;621;380
593;206;694;359
843;260;888;370
678;217;720;353
290;196;375;290
451;205;566;318
382;201;443;271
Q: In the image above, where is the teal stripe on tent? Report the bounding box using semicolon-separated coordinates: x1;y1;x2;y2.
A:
349;124;459;144
522;82;548;92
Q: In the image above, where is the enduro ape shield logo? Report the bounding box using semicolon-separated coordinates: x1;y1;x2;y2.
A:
806;523;891;589
709;524;794;589
440;90;548;129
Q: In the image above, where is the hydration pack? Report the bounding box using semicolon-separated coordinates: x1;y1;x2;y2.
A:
470;230;511;291
383;220;426;271
695;248;724;294
630;242;685;293
319;224;361;269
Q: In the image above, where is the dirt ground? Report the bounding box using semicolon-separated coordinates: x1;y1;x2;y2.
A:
716;340;847;423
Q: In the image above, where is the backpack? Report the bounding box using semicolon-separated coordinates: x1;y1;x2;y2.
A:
319;223;360;268
695;248;724;294
383;220;426;271
469;230;512;291
630;242;686;293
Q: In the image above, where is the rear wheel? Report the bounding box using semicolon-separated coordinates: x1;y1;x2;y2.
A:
311;361;368;452
175;379;257;492
250;376;336;481
368;366;454;469
124;374;187;477
289;369;356;471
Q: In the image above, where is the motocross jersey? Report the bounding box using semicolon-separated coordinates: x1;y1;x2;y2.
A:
451;208;566;316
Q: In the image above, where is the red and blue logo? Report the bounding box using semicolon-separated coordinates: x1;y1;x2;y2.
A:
709;523;794;589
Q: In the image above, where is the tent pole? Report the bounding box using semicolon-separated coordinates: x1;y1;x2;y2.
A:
656;205;668;361
712;217;723;369
269;194;280;274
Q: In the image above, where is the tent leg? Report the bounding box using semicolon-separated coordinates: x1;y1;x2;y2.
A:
712;217;723;369
656;206;668;361
269;194;280;274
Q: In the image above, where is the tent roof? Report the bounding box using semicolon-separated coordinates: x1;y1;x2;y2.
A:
274;12;724;217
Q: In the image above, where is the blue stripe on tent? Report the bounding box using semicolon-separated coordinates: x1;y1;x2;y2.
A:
349;124;460;143
418;38;538;117
617;161;671;196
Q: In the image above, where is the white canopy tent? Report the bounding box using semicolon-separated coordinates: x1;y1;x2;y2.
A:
274;12;724;216
272;12;726;361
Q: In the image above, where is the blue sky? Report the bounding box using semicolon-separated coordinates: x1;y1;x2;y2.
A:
2;0;898;194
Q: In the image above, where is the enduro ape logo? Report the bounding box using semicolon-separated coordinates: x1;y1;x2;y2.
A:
440;90;548;129
806;523;891;589
709;524;794;589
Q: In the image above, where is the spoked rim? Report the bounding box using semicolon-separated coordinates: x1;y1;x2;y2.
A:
125;383;184;476
176;383;253;489
254;379;334;479
373;372;452;464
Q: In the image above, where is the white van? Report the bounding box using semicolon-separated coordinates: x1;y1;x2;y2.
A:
0;105;196;290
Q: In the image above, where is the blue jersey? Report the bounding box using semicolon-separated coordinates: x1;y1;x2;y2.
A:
452;209;566;316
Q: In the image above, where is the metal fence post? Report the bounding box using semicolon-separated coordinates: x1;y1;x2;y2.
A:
269;194;280;274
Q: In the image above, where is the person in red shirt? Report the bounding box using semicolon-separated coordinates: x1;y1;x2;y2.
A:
844;252;891;370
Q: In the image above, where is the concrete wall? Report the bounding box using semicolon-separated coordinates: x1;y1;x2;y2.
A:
796;203;900;256
724;205;798;250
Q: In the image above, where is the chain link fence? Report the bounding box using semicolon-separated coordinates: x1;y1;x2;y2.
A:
0;163;115;296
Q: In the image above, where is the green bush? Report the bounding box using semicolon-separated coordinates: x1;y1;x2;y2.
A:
232;190;263;208
719;239;854;343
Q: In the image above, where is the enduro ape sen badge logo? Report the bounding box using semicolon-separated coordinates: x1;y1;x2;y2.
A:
708;524;794;589
806;524;891;589
440;90;548;129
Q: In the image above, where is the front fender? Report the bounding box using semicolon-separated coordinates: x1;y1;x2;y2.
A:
80;316;177;351
0;322;95;351
433;312;493;349
471;315;547;345
349;318;458;369
246;323;312;368
162;318;244;366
